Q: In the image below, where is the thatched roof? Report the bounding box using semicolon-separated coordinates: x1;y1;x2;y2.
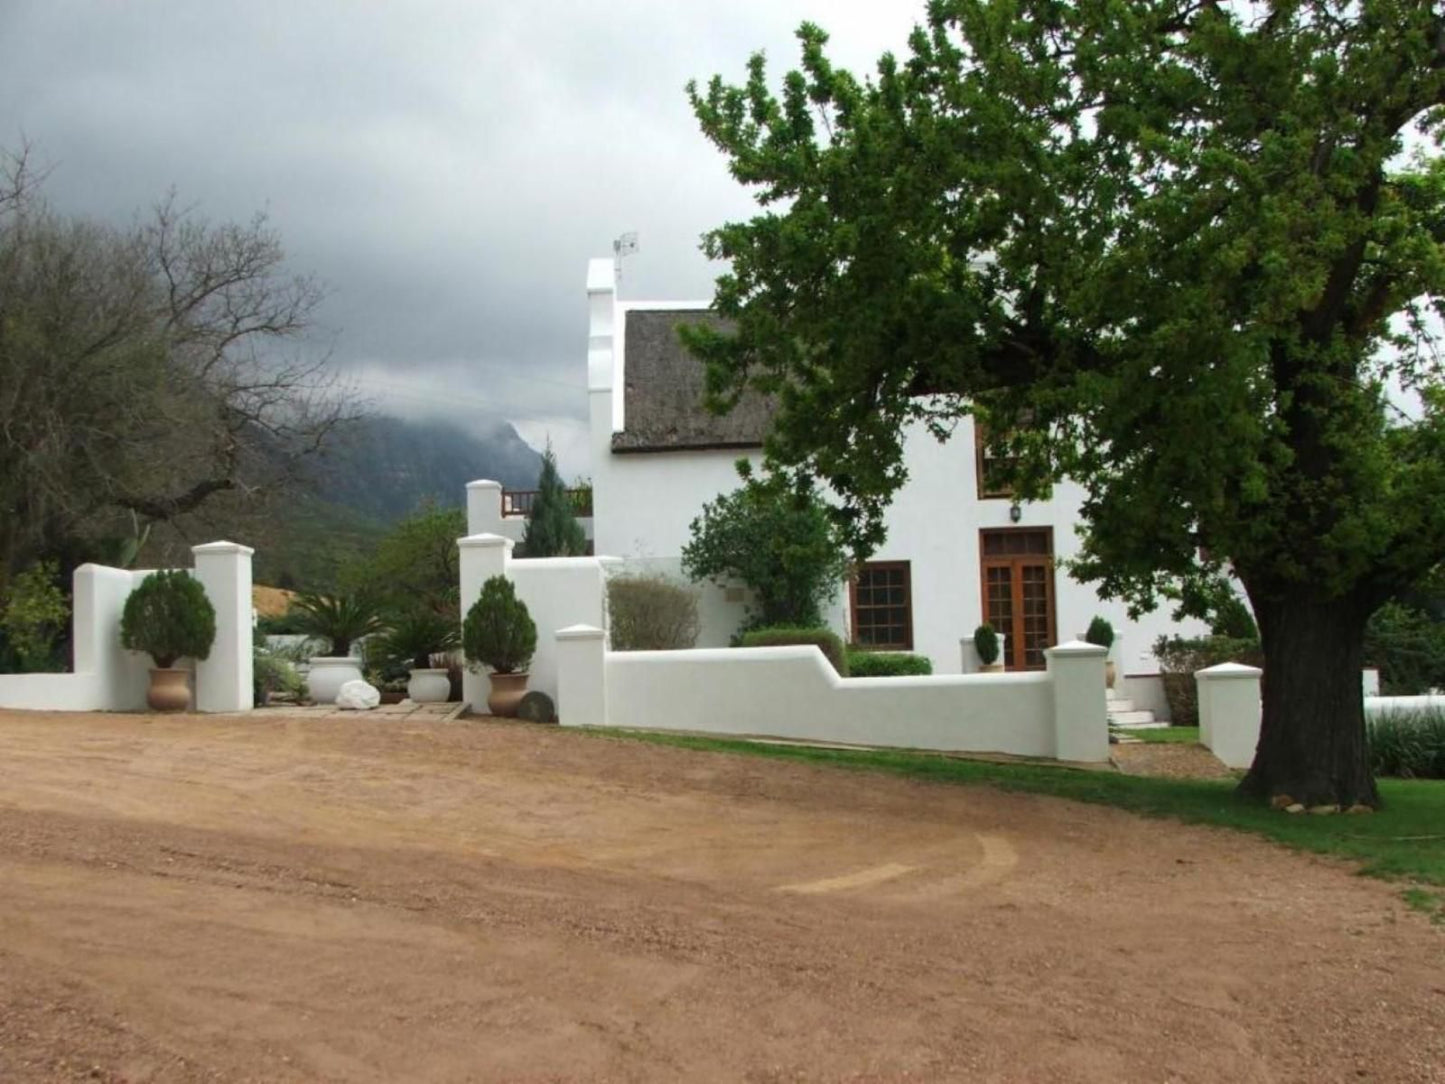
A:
611;309;774;453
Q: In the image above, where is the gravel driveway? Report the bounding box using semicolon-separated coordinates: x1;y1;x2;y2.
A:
0;711;1440;1082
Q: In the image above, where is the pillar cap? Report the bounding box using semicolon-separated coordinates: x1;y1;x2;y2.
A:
1196;662;1262;679
191;540;255;556
1044;639;1107;658
557;624;605;641
458;533;515;550
466;479;503;491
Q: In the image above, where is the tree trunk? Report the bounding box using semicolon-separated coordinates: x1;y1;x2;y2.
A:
1239;590;1379;809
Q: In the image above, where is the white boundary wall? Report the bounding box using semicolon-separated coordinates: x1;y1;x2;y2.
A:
556;631;1110;762
457;532;617;710
0;541;254;713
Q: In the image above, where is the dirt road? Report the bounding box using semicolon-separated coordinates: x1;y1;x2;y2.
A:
0;711;1441;1082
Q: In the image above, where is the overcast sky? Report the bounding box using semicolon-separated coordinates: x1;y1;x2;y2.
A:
0;1;919;475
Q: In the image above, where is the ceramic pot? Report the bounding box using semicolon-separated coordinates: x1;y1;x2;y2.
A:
486;672;530;716
147;667;191;712
307;657;364;705
1105;659;1117;690
980;661;1006;674
407;668;451;703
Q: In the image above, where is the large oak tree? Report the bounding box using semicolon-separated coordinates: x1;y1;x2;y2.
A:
684;0;1445;807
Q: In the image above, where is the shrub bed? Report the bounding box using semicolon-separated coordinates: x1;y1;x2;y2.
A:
1368;708;1445;779
846;651;933;677
607;574;699;650
738;626;848;675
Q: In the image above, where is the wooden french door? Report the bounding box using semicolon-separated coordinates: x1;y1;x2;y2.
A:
980;528;1057;671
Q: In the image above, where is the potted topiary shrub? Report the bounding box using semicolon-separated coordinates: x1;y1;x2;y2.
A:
120;570;217;711
1085;615;1117;689
463;575;537;716
378;608;460;703
290;593;385;704
974;623;1003;673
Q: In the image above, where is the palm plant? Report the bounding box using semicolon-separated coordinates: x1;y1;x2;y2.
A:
289;592;385;657
377;608;460;670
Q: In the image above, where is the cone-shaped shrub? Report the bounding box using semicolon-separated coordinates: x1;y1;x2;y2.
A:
463;576;536;674
120;570;216;669
973;623;999;665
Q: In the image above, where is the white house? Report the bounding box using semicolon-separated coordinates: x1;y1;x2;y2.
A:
580;256;1204;691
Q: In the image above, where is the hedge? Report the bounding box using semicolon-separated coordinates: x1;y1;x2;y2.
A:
846;650;933;677
737;626;848;675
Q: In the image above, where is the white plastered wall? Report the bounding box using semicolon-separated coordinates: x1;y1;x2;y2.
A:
583;257;1205;670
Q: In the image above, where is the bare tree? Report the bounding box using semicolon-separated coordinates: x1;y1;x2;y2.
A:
0;148;362;589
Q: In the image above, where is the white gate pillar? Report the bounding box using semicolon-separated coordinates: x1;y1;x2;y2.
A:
1197;663;1262;769
191;541;255;713
1046;640;1109;762
458;533;514;711
556;625;607;727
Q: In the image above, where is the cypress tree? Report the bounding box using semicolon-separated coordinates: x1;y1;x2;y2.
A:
519;443;586;558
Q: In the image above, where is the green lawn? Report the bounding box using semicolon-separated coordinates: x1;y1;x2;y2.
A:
1123;726;1202;744
594;728;1445;920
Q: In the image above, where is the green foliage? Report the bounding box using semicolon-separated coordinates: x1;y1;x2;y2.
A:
519;444;587;558
1084;617;1115;650
0;561;69;672
737;625;848;675
846;650;932;677
1368;709;1445;780
1365;602;1445;696
341;501;465;619
119;570;216;669
607;574;700;651
289;592;384;657
462;576;536;674
1210;594;1260;642
682;464;848;632
253;640;306;705
256;611;309;636
376;608;460;671
1154;635;1265;727
685;1;1445;800
973;624;999;665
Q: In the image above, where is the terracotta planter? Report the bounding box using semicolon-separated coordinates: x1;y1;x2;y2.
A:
486;672;530;717
307;657;364;705
1105;659;1117;690
147;667;191;712
980;661;1005;674
407;668;451;704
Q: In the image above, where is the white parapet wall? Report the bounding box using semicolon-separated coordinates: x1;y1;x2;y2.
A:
457;531;616;710
554;631;1110;762
0;541;254;713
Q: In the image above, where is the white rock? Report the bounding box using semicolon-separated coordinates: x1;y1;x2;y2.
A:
336;680;381;711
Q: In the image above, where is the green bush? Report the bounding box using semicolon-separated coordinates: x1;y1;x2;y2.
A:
1367;709;1445;779
290;592;385;656
120;570;216;669
376;608;460;670
973;623;1000;665
681;464;849;631
1084;616;1115;649
737;626;848;675
1210;594;1259;641
1365;602;1445;696
463;576;536;674
1153;634;1264;726
1;561;69;672
607;574;699;650
253;641;306;705
846;650;933;677
256;610;309;636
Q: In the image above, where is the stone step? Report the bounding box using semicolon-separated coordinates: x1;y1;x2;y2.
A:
1108;710;1161;727
1105;697;1137;713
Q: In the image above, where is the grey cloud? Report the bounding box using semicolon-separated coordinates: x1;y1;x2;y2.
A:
0;0;916;466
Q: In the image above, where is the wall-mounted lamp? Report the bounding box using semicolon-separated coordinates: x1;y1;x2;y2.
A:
1009;502;1022;524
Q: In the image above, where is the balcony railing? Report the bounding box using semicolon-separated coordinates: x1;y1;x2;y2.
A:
502;488;593;518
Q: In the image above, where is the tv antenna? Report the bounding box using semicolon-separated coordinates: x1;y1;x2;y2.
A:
613;231;638;280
